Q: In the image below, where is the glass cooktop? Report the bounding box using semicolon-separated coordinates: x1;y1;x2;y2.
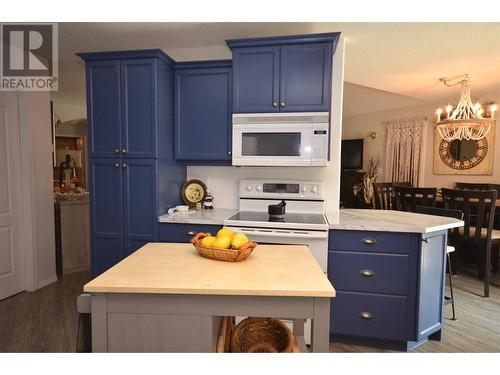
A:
226;211;327;225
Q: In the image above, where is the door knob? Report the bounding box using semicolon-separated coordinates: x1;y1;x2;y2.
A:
228;151;232;155
280;101;285;107
113;163;120;168
272;101;278;108
114;149;120;154
121;149;127;154
122;163;127;168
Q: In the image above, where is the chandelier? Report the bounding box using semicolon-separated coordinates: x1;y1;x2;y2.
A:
436;74;497;141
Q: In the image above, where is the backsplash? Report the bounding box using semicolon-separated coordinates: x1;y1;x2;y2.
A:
187;164;340;211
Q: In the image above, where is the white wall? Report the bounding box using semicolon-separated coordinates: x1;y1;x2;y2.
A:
19;92;57;290
187;38;345;212
52;102;86;122
342;93;500;187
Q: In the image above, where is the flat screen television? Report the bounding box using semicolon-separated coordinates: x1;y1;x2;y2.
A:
341;139;363;170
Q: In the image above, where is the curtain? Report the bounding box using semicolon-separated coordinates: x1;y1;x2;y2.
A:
384;117;426;186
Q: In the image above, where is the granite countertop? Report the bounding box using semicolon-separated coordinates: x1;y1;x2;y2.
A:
326;209;464;234
158;208;237;225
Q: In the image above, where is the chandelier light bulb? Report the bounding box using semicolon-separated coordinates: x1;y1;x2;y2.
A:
446;104;453;117
490;104;498;119
436;108;443;122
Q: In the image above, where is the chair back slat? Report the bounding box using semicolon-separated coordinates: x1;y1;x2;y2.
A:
455;182;490;190
441;188;497;243
394;186;438;212
372;182;393;210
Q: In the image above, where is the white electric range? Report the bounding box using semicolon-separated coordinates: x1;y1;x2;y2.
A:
223;179;329;271
223;179;329;345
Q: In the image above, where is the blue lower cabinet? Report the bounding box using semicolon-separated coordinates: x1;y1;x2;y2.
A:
328;229;447;351
89;159;124;276
158;223;222;243
122;159;158;256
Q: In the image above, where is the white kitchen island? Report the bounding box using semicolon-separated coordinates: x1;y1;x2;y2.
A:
84;242;335;352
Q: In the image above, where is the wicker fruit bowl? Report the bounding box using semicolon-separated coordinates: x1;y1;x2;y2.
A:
230;317;298;353
191;232;257;262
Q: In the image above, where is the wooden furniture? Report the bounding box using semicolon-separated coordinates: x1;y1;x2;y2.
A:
174;61;233;164
227;33;339;113
340;170;366;208
441;188;500;297
78;50;187;276
371;182;411;210
414;206;464;320
328;222;461;350
84;243;335;352
455;183;500;229
394;186;438;212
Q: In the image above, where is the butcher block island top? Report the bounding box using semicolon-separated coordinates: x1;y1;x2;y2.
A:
84;243;335;297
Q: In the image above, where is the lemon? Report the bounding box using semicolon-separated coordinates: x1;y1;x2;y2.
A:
213;236;232;249
201;236;216;247
216;227;234;238
231;233;249;249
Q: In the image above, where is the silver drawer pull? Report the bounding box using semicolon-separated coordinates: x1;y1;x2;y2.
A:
185;231;195;236
361;237;377;245
360;269;375;277
358;311;374;320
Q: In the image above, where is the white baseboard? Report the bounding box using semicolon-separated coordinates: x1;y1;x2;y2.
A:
37;275;58;289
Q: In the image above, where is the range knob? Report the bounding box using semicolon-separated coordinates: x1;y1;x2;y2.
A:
245;184;253;192
312;185;319;193
301;185;308;193
256;185;263;192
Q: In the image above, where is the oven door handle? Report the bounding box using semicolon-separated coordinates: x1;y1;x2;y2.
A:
235;228;328;239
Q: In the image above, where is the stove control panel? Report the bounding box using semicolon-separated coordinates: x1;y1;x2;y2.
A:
240;180;324;200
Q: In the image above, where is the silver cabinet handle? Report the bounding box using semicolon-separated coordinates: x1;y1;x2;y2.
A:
113;163;120;168
185;231;195;236
121;149;127;154
360;269;375;277
114;148;120;154
122;163;127;168
358;312;374;320
361;238;377;245
280;101;285;107
272;101;278;108
422;238;429;243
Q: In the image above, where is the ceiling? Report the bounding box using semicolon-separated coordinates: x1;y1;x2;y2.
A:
53;22;500;116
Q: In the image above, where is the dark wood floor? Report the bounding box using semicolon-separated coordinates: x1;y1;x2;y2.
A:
0;270;499;352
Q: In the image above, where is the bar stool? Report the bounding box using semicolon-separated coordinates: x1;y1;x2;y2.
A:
76;293;92;352
415;206;463;321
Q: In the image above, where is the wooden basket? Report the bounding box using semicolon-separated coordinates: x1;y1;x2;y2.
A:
230;317;299;353
191;232;256;262
216;316;235;353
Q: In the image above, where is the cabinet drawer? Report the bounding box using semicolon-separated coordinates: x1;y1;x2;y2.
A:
158;223;222;243
329;251;408;295
329;230;413;254
331;291;410;340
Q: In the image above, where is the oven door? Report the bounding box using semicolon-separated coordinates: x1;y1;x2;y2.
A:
232;123;313;166
224;226;328;272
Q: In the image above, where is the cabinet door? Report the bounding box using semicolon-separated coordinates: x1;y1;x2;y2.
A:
279;43;332;112
89;159;123;276
122;159;158;256
121;59;158;158
86;61;121;158
175;67;232;161
232;46;280;113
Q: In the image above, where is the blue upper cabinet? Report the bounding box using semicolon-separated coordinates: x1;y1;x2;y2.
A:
232;47;280;113
121;58;158;158
279;43;332;112
78;50;175;159
227;33;339;114
85;60;121;158
174;61;232;162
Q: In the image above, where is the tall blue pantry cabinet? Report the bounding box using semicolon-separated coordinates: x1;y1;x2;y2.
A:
78;50;186;276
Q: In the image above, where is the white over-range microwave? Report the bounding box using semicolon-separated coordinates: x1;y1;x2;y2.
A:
232;112;329;166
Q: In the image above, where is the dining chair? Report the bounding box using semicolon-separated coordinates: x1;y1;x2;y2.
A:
415;206;463;320
394;186;438;212
441;188;500;298
371;182;412;210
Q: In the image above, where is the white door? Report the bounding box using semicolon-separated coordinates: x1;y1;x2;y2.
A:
0;92;25;300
